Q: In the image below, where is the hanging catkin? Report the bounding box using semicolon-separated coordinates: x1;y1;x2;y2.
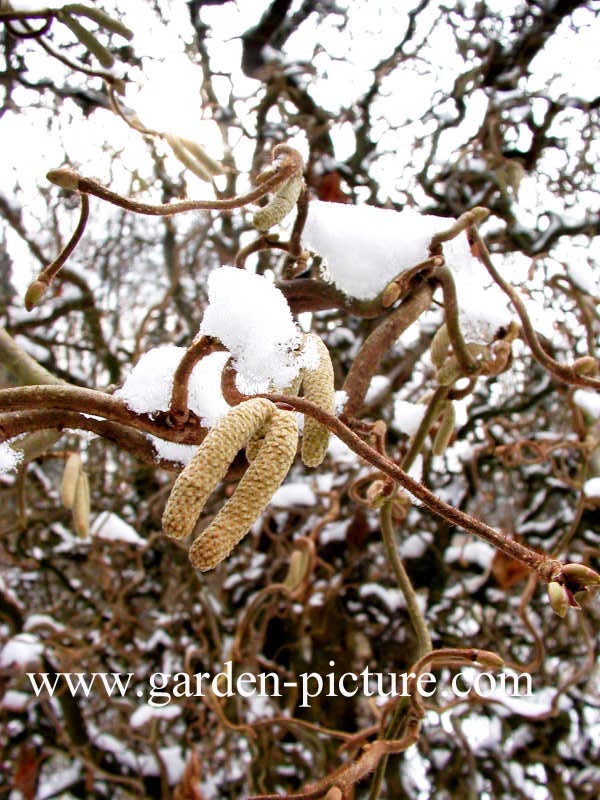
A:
162;398;276;541
189;408;298;571
300;334;335;467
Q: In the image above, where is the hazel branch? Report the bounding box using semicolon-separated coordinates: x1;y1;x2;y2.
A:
428;206;490;254
432;265;479;374
25;193;89;310
46;145;304;217
168;336;224;424
342;284;434;415
0;408;195;470
401;385;450;469
0;385;208;444
469;225;600;389
380;501;432;657
248;648;503;800
261;392;563;583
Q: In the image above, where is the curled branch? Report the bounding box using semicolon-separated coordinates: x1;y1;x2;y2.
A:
25;193;89;310
47;145;303;217
469;225;600;389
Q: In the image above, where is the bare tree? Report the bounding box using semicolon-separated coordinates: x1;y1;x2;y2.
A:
1;2;599;798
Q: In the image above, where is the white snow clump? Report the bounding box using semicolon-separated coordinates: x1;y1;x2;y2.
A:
0;633;43;669
200;266;317;392
303;200;473;301
303;200;513;342
116;345;231;465
392;399;427;437
573;389;600;420
92;511;147;547
0;441;23;475
583;477;600;498
117;344;230;428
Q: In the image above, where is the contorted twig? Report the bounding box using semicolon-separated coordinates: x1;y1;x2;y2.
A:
46;145;303;217
247;648;503;800
260;393;599;593
167;336;224;424
24;194;89;310
469;225;600;389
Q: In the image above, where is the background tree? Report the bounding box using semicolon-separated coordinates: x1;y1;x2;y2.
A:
1;1;599;798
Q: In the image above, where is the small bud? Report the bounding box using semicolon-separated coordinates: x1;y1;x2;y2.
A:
47;168;80;191
467;207;490;226
561;562;600;590
548;581;569;618
365;479;394;509
573;356;598;376
381;281;401;308
60;453;82;510
24;279;48;311
474;650;504;669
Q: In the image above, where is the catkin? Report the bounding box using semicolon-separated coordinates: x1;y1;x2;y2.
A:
162;398;276;541
165;134;213;183
177;137;224;175
430;324;450;369
246;374;302;463
283;548;311;592
60;452;82;509
189;408;298;571
72;470;90;538
253;174;304;232
58;11;115;68
63;4;133;40
432;401;456;456
300;334;335;468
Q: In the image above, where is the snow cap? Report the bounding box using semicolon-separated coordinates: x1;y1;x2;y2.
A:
303;200;473;301
200;266;314;392
116;345;230;429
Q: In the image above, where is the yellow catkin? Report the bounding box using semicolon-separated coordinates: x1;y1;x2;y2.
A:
246;374;302;463
430;324;450;369
432;401;456;456
60;452;82;510
72;470;90;538
63;4;134;40
58;11;115;68
300;334;335;468
252;174;304;232
162;397;275;541
189;408;298;571
165;134;213;182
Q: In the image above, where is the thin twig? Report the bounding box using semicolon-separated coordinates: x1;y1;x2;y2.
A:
469;225;600;389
